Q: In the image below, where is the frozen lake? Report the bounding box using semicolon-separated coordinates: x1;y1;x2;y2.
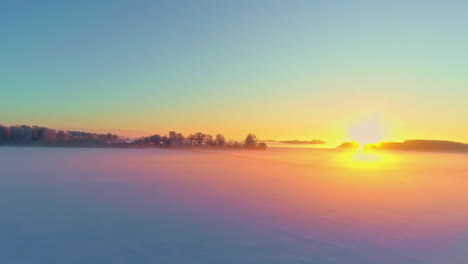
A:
1;147;467;263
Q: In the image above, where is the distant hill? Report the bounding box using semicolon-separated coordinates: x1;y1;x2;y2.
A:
365;140;468;153
337;141;359;149
337;139;468;153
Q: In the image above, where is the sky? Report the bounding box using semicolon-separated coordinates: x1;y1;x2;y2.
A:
1;0;468;143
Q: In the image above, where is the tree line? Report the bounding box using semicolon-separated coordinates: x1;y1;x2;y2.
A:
0;125;119;146
134;131;266;149
0;124;267;150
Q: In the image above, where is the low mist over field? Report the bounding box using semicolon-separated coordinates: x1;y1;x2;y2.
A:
1;147;467;263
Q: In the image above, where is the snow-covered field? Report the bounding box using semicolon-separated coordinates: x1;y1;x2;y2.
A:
1;147;468;264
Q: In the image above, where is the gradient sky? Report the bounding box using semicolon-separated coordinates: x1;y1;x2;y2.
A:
1;0;467;143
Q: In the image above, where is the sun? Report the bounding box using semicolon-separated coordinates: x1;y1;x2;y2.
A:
348;116;384;145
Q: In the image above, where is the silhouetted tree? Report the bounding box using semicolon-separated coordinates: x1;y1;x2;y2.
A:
105;133;118;140
0;125;11;143
161;135;170;147
150;134;162;147
227;140;242;148
21;125;32;143
10;126;24;143
169;131;178;146
193;132;206;146
176;133;185;146
31;126;40;141
56;130;71;144
36;127;56;143
215;134;226;146
205;134;215;146
244;133;258;149
186;134;195;145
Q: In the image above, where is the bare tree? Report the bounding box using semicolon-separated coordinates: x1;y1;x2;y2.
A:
215;134;226;146
205;134;214;146
176;133;185;146
193;132;206;146
244;133;258;149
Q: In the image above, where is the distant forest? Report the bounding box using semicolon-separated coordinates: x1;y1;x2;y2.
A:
0;124;267;150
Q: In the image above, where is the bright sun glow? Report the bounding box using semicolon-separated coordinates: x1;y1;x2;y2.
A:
349;116;385;145
336;150;397;170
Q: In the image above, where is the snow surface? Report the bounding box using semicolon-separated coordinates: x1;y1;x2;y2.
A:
1;147;468;263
